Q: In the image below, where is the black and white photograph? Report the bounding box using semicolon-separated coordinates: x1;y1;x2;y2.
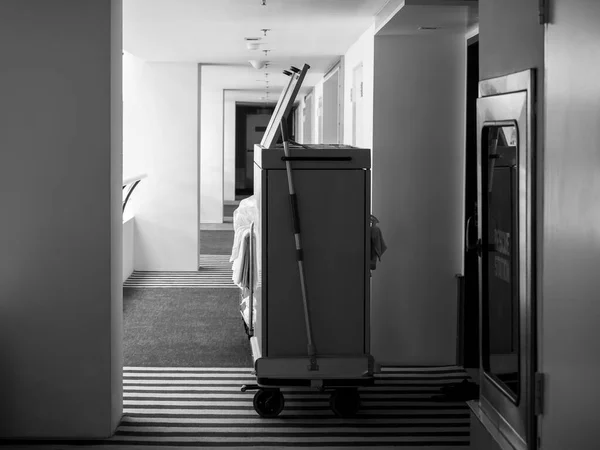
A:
0;1;598;449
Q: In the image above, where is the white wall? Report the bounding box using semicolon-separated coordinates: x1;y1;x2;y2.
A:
123;52;148;180
371;34;466;365
295;98;305;144
123;55;199;270
343;24;375;149
0;0;122;437
541;1;600;448
123;215;135;283
200;66;224;223
223;93;236;202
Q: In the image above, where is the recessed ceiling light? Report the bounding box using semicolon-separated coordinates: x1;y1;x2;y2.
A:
418;26;440;31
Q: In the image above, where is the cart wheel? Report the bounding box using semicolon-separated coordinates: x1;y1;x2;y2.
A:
253;389;285;418
330;388;361;417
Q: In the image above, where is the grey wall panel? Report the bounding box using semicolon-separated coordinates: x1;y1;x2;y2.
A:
479;0;544;83
541;1;600;449
372;34;465;365
266;169;366;357
0;0;121;438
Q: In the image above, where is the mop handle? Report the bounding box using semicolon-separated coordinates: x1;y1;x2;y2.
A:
280;121;318;370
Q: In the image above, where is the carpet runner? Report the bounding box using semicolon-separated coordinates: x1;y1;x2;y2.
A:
124;256;236;288
109;366;471;448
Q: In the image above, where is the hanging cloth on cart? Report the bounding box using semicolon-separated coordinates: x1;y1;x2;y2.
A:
370;214;387;270
232;229;257;291
230;196;258;263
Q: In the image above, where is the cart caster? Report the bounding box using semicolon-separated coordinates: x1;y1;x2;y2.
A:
253;389;285;418
330;388;361;417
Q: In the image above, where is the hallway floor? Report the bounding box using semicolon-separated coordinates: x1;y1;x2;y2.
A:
5;230;472;449
7;366;471;449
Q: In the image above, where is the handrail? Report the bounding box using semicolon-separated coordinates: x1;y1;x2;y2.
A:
123;173;147;186
122;173;147;213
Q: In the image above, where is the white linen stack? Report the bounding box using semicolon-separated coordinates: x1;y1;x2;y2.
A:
230;195;258;291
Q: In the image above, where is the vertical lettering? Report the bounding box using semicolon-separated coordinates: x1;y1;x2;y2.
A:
494;229;511;256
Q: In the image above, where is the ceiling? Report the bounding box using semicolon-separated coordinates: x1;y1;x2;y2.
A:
375;0;478;36
123;0;390;102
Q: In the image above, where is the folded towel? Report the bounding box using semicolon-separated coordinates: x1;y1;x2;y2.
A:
232;229;257;290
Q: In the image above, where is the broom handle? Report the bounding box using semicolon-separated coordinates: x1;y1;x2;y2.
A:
279;120;318;371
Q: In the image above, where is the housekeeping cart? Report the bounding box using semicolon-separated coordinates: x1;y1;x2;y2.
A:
241;64;375;418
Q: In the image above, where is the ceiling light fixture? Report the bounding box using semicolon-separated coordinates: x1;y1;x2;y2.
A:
245;37;261;50
418;26;439;31
249;60;266;70
261;29;270;37
262;0;266;5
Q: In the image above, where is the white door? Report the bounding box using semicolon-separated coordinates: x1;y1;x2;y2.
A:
352;63;364;147
303;94;313;144
322;69;339;144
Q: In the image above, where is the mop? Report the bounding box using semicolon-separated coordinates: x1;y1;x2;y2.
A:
279;120;318;371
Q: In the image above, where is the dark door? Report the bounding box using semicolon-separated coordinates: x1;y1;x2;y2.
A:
462;37;480;369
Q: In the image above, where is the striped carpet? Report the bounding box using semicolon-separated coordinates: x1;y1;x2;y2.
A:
124;256;235;288
110;366;471;448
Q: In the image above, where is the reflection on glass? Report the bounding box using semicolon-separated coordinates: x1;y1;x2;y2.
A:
483;125;519;401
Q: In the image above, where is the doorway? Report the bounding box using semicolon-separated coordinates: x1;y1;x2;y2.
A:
232;103;294;200
234;104;274;198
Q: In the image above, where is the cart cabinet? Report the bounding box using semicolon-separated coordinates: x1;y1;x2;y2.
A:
241;64;375;419
251;144;373;380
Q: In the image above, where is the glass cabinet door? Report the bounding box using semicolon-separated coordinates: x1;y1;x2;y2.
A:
482;125;520;403
477;69;536;450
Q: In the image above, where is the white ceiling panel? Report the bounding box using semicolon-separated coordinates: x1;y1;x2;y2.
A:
375;0;478;36
123;0;389;100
